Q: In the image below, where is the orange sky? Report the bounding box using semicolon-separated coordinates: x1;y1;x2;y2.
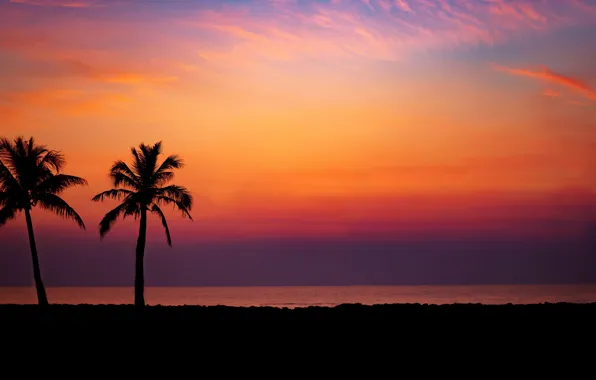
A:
1;0;596;241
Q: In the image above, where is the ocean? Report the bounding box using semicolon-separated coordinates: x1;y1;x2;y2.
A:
1;284;596;307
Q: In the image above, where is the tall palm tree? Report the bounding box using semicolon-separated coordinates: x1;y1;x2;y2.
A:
92;141;193;307
0;136;87;306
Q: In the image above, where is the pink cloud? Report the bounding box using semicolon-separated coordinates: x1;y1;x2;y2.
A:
395;0;412;13
178;0;596;63
3;0;595;66
493;64;596;101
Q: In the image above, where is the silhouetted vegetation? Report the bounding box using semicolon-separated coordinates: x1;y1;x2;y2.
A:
0;136;87;306
92;142;193;307
0;302;594;321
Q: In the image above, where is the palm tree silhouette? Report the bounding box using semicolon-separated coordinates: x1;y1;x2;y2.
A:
92;141;193;307
0;136;87;306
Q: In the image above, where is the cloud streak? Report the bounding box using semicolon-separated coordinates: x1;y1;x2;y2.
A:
493;64;596;101
183;0;586;62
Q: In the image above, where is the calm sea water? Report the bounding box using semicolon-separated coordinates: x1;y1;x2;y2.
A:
1;284;596;307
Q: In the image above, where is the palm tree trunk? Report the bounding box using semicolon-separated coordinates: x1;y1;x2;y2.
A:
24;208;49;306
134;208;147;307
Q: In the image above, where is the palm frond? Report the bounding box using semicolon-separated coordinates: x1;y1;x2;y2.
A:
27;137;37;155
110;160;140;183
139;143;151;158
34;174;88;195
156;154;183;173
91;189;134;202
0;138;15;168
99;202;128;238
15;137;28;157
0;204;17;227
36;150;65;173
152;154;183;186
0;162;21;192
130;146;145;180
0;138;19;173
151;203;172;246
155;195;193;220
123;199;141;218
36;193;85;229
30;145;50;159
153;171;174;186
142;142;161;178
0;137;12;151
157;185;193;209
142;142;162;161
110;172;139;189
0;159;28;209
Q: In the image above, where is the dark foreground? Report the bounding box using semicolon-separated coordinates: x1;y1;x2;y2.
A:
2;302;596;320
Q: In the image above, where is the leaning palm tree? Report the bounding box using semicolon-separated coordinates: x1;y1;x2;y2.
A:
0;136;87;306
92;141;193;307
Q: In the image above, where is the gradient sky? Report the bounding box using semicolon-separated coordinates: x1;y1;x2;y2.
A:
1;0;596;286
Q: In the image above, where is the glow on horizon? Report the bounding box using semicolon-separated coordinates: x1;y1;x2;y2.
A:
1;0;595;241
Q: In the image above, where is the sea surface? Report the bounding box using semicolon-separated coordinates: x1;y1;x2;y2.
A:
1;284;596;307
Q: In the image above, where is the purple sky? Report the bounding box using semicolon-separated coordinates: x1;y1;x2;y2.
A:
2;227;595;286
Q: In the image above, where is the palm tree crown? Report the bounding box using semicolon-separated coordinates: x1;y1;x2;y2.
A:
0;136;87;228
91;141;193;245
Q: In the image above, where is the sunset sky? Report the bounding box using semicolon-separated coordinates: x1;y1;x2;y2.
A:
1;0;595;286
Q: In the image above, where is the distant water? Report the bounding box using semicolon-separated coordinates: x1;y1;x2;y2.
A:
1;284;596;307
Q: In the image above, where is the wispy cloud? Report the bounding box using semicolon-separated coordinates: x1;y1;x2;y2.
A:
9;0;99;7
394;0;412;13
493;64;596;101
172;0;596;64
0;55;179;86
0;87;132;114
3;0;596;65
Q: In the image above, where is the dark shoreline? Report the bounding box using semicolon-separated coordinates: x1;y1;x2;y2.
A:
2;302;596;320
